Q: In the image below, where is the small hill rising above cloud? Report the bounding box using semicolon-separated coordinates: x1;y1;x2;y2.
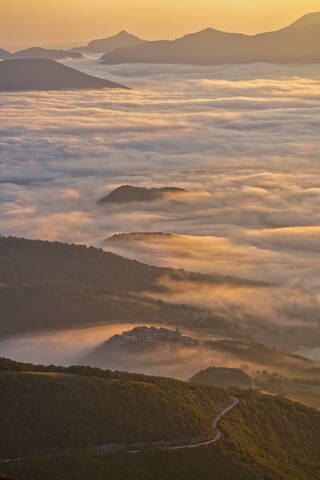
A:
73;30;146;53
99;185;187;204
12;47;82;60
0;59;129;91
101;12;320;65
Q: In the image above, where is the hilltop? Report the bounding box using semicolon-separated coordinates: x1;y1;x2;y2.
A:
190;367;252;389
72;31;146;53
0;48;11;59
83;325;199;374
98;185;188;204
0;59;128;91
11;47;82;60
101;12;320;65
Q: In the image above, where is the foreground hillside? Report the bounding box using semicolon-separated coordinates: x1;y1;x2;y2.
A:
1;372;319;480
0;358;229;458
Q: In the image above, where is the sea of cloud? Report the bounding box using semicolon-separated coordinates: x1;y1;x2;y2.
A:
1;59;320;356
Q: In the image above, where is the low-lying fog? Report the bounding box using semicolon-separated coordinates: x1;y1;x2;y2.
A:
1;57;320;360
0;324;229;379
0;324;141;366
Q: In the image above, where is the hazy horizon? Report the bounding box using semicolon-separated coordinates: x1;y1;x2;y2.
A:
1;1;320;50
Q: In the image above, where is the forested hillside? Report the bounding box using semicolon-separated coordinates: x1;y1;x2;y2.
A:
0;358;229;458
0;236;269;337
1;389;319;480
189;367;252;389
0;236;258;293
0;236;206;335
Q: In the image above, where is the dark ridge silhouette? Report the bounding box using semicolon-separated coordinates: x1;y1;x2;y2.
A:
101;12;320;65
0;59;129;91
0;48;11;59
12;47;82;60
99;185;187;204
107;232;175;242
72;30;146;54
284;11;320;30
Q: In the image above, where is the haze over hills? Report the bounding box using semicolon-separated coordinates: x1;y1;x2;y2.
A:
0;59;128;91
72;30;146;53
101;12;320;65
82;324;320;386
83;325;200;376
11;47;82;60
1;237;319;401
189;366;320;409
0;48;11;59
0;236;267;338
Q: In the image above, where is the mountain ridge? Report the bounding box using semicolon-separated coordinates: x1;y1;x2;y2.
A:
101;12;320;65
11;47;82;60
72;30;146;53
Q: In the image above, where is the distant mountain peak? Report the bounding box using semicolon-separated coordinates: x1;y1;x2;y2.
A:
101;14;320;65
78;31;146;53
116;30;136;37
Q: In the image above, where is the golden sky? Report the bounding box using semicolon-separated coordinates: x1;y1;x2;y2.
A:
1;0;320;49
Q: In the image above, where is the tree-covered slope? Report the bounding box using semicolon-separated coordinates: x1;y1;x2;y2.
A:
190;367;252;389
1;390;319;480
0;236;263;336
0;236;261;293
0;358;229;458
0;236;207;335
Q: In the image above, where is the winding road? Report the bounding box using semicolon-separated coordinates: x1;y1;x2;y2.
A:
3;396;239;462
124;395;239;454
169;395;239;451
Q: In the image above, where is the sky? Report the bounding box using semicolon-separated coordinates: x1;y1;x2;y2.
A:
1;0;320;49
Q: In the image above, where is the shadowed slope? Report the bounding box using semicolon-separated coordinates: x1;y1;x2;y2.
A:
73;31;146;54
12;47;82;60
0;49;11;59
0;59;129;91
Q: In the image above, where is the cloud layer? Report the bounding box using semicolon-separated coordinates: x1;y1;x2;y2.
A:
1;59;320;354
